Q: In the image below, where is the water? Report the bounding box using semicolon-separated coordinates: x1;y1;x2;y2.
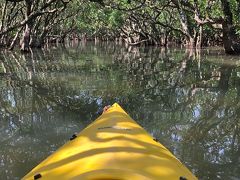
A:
0;42;239;179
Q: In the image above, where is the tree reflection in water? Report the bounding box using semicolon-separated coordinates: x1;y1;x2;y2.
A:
0;43;239;179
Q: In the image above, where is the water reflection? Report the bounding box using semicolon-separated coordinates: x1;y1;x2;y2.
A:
0;43;240;179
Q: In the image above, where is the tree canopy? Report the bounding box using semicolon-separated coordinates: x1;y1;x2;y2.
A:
0;0;240;54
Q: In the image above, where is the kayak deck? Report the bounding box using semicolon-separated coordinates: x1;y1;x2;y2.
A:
22;103;197;180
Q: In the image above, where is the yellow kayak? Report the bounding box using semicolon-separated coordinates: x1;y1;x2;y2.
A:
23;103;197;180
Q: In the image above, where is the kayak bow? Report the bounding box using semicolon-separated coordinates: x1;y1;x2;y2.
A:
23;103;197;180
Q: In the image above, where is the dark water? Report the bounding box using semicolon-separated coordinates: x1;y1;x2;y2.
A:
0;42;240;179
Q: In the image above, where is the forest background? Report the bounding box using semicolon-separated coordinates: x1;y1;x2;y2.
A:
0;0;240;54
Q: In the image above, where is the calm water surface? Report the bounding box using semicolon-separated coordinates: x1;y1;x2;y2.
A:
0;42;240;179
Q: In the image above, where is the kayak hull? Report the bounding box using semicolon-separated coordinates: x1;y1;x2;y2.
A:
22;103;197;180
